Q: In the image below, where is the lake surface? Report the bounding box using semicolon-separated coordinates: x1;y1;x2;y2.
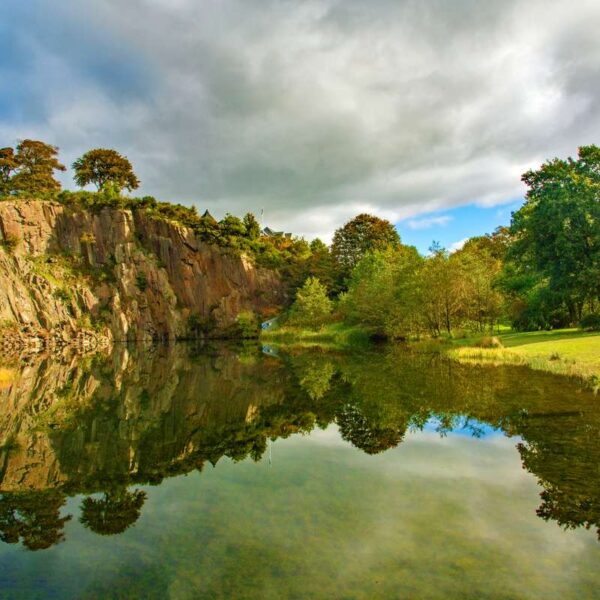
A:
0;343;598;599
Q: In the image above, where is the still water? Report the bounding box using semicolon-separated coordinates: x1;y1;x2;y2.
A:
0;343;598;599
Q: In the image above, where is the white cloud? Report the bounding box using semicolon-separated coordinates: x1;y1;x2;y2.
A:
2;0;600;239
448;238;469;253
406;215;453;230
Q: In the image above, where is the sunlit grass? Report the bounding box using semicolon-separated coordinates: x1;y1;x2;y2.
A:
260;321;371;348
448;329;600;390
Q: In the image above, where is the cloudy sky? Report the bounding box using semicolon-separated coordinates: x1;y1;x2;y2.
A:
2;0;599;250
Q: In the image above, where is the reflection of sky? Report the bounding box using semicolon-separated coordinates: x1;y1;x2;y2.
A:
421;416;504;439
2;423;598;599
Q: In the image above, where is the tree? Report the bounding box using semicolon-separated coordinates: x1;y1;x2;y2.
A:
0;147;18;195
340;246;423;338
79;488;146;536
331;213;401;283
301;238;335;294
0;490;72;551
73;148;140;191
9;139;66;195
288;277;333;329
508;145;600;325
243;212;261;239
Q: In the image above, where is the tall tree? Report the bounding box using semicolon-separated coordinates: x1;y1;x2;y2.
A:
288;277;333;330
73;148;140;191
509;145;600;324
10;140;66;195
331;213;401;282
243;212;261;239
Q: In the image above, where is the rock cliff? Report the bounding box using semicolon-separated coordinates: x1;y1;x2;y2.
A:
0;200;284;348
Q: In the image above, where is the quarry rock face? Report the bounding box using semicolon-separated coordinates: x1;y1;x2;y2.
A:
0;200;284;347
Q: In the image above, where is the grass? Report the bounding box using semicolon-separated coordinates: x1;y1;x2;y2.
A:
448;328;600;391
260;321;372;348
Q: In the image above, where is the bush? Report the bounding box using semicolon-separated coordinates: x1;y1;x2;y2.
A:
135;272;148;292
579;313;600;331
475;336;503;348
0;234;19;253
235;311;259;339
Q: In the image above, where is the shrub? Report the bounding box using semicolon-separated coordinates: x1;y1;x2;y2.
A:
235;311;260;339
135;272;148;292
579;313;600;331
475;336;503;348
0;234;19;253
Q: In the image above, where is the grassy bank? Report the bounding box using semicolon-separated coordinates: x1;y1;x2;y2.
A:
448;329;600;390
260;322;372;348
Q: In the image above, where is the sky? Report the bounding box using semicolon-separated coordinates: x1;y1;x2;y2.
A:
2;0;600;252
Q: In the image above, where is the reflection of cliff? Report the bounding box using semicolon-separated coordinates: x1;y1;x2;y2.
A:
0;344;599;549
0;345;290;494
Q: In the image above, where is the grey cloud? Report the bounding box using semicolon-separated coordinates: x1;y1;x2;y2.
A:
1;0;599;239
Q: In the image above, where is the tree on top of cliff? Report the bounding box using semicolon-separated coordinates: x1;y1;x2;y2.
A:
7;140;66;196
73;148;140;192
331;213;401;279
0;147;18;194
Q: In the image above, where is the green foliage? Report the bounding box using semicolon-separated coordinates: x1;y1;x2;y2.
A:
579;313;600;331
288;277;333;330
234;311;260;339
331;213;401;284
73;148;139;191
1;140;66;196
243;212;261;239
340;246;423;338
506;145;600;327
135;272;149;292
0;233;19;253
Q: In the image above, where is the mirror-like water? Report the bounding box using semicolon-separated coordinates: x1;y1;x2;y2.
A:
0;344;598;599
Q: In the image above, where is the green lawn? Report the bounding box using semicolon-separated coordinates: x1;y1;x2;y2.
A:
449;328;600;390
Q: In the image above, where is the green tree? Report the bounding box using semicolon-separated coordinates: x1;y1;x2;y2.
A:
0;147;18;195
243;212;261;239
288;277;333;329
79;488;146;536
509;145;600;325
340;246;423;338
331;214;401;282
9;140;66;195
73;148;140;191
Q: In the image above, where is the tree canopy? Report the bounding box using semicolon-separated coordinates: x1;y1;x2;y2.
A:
4;140;66;195
331;213;401;281
72;148;139;191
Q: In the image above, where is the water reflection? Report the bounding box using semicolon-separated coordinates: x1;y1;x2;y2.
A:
0;342;598;553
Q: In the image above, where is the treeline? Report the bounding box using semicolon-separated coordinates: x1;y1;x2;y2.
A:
287;146;600;336
2;140;599;335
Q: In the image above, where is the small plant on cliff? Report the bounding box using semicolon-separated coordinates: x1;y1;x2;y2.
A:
0;234;19;253
73;148;140;192
287;277;333;330
135;272;149;292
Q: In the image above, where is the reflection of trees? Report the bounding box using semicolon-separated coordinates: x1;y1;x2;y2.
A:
79;488;146;536
336;403;406;454
0;490;71;550
1;343;600;548
516;412;600;540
